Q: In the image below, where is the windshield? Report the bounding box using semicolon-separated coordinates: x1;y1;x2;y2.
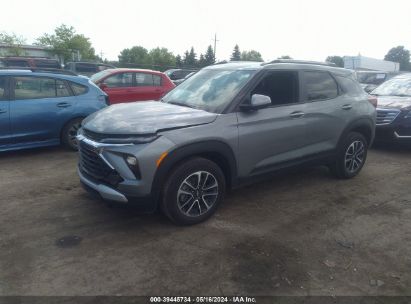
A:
372;77;411;96
356;72;387;85
90;69;113;83
162;69;256;113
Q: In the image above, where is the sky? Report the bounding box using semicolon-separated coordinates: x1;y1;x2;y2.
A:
2;0;411;62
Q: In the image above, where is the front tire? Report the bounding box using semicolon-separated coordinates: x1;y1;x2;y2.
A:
61;118;83;151
331;132;368;179
161;157;226;225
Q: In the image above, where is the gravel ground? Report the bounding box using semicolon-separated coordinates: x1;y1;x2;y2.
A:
0;145;410;296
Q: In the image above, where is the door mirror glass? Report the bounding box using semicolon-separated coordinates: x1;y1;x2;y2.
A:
240;94;271;111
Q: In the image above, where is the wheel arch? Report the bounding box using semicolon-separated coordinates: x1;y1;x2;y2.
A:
151;140;237;204
338;117;375;146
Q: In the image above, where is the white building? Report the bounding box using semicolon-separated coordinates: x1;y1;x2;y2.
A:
344;55;399;72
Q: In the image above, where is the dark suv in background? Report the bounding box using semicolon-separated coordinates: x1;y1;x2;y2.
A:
164;68;197;81
0;57;61;69
372;73;411;143
64;62;115;77
77;60;376;225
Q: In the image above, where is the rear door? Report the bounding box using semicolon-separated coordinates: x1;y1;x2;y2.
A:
101;72;134;104
0;76;11;146
10;76;76;144
302;70;353;153
132;72;162;101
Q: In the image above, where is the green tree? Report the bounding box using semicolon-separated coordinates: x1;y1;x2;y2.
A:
384;46;410;71
198;54;206;68
278;55;292;59
204;45;215;66
36;24;97;62
0;32;27;56
183;47;197;67
148;47;176;69
118;46;149;65
325;56;344;67
230;44;241;61
241;50;263;62
175;55;183;67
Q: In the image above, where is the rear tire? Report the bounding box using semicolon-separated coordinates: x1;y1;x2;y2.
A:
161;157;226;225
330;132;368;179
61;118;83;151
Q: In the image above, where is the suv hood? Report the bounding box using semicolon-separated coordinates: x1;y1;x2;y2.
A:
376;96;411;110
82;101;218;135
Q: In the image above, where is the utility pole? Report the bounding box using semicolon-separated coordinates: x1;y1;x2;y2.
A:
213;33;219;60
100;50;104;62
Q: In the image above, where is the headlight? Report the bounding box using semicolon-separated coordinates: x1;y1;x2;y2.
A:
100;135;159;144
123;154;141;179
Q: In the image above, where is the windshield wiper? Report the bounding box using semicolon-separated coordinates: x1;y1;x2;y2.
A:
392;94;411;97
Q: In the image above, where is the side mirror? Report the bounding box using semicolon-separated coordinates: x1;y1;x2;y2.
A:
99;83;108;91
240;94;271;111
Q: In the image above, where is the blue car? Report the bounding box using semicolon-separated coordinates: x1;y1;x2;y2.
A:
0;70;108;152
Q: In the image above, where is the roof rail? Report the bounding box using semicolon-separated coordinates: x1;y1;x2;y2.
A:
266;59;337;67
0;67;77;76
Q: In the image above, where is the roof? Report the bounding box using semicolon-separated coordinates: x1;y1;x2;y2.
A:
205;60;352;76
101;68;164;75
0;69;89;82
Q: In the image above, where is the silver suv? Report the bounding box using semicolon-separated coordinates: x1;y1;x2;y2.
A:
77;60;376;225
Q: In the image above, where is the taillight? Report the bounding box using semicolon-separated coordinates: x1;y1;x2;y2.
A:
368;95;378;108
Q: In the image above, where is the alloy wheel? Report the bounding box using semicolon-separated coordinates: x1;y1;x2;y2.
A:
177;171;219;217
344;140;365;173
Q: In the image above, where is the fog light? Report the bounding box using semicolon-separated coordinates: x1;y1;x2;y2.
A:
126;156;138;166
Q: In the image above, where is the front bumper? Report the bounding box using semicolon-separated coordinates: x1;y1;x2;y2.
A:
376;123;411;142
78;167;128;203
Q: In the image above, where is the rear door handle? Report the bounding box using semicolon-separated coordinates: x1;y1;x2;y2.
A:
289;111;305;118
342;104;352;110
0;109;6;114
57;102;71;108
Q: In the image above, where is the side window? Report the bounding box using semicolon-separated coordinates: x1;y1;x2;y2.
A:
56;80;71;97
76;63;98;73
0;77;7;100
304;71;338;101
105;73;133;88
251;71;298;106
336;75;364;96
69;82;88;96
153;75;162;86
14;77;57;100
135;73;154;86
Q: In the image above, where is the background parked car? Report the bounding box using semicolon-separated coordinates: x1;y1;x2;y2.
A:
0;70;108;152
173;71;195;86
164;68;197;81
64;61;115;77
0;57;61;69
355;71;396;93
372;73;411;143
90;68;175;104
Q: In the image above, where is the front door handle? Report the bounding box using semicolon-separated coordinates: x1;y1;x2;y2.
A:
57;102;71;108
0;109;6;114
289;111;305;118
342;104;352;110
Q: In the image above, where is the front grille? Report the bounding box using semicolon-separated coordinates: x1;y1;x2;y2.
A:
376;108;401;125
79;141;122;186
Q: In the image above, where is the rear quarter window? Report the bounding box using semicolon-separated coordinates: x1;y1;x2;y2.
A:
304;71;338;101
336;75;364;96
69;81;89;96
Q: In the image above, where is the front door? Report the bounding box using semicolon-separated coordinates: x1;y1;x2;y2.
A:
0;76;11;146
237;70;308;177
10;76;76;144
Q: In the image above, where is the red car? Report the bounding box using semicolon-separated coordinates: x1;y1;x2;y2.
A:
90;68;175;104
